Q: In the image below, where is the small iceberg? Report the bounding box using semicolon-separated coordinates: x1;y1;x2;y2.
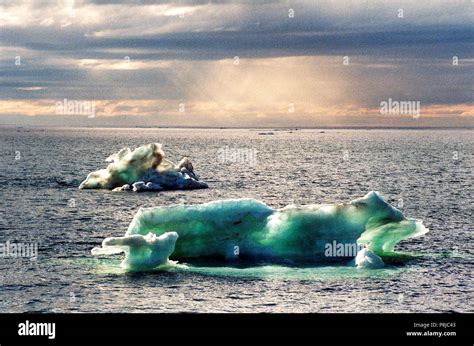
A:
92;192;429;272
79;143;208;191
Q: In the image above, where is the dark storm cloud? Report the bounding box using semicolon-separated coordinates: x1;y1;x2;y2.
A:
4;26;473;60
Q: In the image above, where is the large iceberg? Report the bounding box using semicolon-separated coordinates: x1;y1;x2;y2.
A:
79;143;208;191
92;192;429;271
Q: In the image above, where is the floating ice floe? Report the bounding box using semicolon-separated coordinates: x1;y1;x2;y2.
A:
79;143;208;192
355;248;385;269
92;191;429;272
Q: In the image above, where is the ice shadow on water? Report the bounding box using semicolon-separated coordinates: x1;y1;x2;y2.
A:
84;252;428;281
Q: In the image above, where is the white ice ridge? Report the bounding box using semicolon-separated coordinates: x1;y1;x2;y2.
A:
91;232;179;271
79;143;208;191
92;192;429;271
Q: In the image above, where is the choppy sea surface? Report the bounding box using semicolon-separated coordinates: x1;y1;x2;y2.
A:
0;127;472;313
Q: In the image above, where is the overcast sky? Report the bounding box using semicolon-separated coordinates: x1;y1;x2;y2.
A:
0;0;473;127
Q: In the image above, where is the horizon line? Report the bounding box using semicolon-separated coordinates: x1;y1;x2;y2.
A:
1;125;473;130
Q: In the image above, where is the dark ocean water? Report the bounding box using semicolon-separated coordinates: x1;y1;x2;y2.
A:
0;127;472;312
